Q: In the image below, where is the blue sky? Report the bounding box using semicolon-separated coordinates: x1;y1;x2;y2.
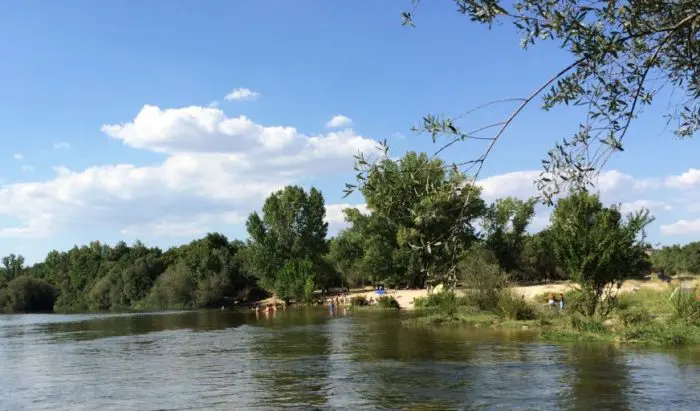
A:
1;1;699;263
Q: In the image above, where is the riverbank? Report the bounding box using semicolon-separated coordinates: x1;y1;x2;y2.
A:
332;276;695;311
401;277;700;347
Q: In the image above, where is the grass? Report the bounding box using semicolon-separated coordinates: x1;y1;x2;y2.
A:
409;284;700;347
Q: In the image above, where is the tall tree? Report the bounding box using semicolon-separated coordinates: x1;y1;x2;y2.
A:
358;151;486;287
244;185;329;301
482;197;537;274
550;191;653;316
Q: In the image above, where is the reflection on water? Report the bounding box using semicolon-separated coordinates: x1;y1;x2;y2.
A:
2;309;700;410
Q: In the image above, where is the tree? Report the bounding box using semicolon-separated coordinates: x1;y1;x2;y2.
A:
550;191;653;316
2;276;57;313
482;197;537;274
401;1;699;202
2;253;25;282
244;185;329;301
357;151;486;287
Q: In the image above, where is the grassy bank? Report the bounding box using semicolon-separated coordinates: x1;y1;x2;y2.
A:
408;284;700;347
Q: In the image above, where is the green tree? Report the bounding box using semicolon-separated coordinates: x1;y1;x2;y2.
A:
401;1;700;202
357;151;486;287
482;197;537;275
550;191;653;316
520;229;562;282
2;253;25;283
244;185;329;301
2;276;57;313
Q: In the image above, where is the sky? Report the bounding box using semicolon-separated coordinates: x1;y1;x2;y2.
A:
0;1;699;263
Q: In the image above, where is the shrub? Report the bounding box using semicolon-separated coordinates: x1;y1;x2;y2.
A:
2;276;57;313
568;312;607;333
350;295;369;307
497;289;537;320
413;291;461;315
670;290;700;323
145;263;195;309
302;277;315;304
458;253;508;311
618;306;652;327
377;296;400;309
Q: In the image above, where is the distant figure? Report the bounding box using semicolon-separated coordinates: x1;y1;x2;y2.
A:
547;293;556;307
559;293;565;310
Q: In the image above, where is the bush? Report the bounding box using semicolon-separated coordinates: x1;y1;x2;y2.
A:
618;306;652;326
670;290;700;323
413;291;461;315
145;263;195;309
2;276;57;313
568;312;607;333
622;322;697;346
497;289;537;320
458;252;508;311
377;296;400;309
350;295;369;307
303;277;315;304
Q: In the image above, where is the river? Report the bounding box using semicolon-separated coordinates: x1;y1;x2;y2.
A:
2;309;700;410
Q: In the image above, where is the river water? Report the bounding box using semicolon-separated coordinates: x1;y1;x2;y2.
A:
2;309;700;410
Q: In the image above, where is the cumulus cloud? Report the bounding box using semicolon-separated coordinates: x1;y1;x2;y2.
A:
224;88;260;101
53;142;70;149
0;104;381;239
325;115;353;128
661;219;700;236
476;171;540;202
325;203;370;234
13;153;23;161
665;168;700;189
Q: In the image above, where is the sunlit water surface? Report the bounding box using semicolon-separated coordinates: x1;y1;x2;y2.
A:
2;309;700;410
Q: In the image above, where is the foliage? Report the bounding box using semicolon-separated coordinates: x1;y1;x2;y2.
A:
670;290;700;324
328;208;399;287
550;191;653;315
482;197;536;274
401;0;700;204
458;248;508;311
651;242;700;275
274;259;317;303
377;296;401;309
496;289;536;320
349;295;369;307
244;185;329;299
413;291;461;315
350;151;486;287
1;276;57;313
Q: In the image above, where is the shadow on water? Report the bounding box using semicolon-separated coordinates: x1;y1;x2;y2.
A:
3;309;700;410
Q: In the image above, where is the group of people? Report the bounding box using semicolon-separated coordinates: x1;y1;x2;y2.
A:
547;292;565;309
252;302;285;317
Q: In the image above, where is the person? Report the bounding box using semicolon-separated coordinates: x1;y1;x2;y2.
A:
559;293;565;310
547;292;556;307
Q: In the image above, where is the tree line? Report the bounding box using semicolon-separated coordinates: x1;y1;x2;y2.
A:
0;151;697;314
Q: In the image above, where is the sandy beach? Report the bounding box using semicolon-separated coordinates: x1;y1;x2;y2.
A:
347;277;698;310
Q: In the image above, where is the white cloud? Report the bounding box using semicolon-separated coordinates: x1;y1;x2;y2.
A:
120;211;244;237
224;88;260;101
13;153;23;161
619;200;672;214
53;142;70;149
21;165;34;172
207;100;220;108
665;168;700;189
325;203;369;234
325;115;353;128
661;219;700;236
0;104;381;239
477;171;540;202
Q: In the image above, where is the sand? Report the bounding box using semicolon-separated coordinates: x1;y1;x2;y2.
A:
346;277;699;310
